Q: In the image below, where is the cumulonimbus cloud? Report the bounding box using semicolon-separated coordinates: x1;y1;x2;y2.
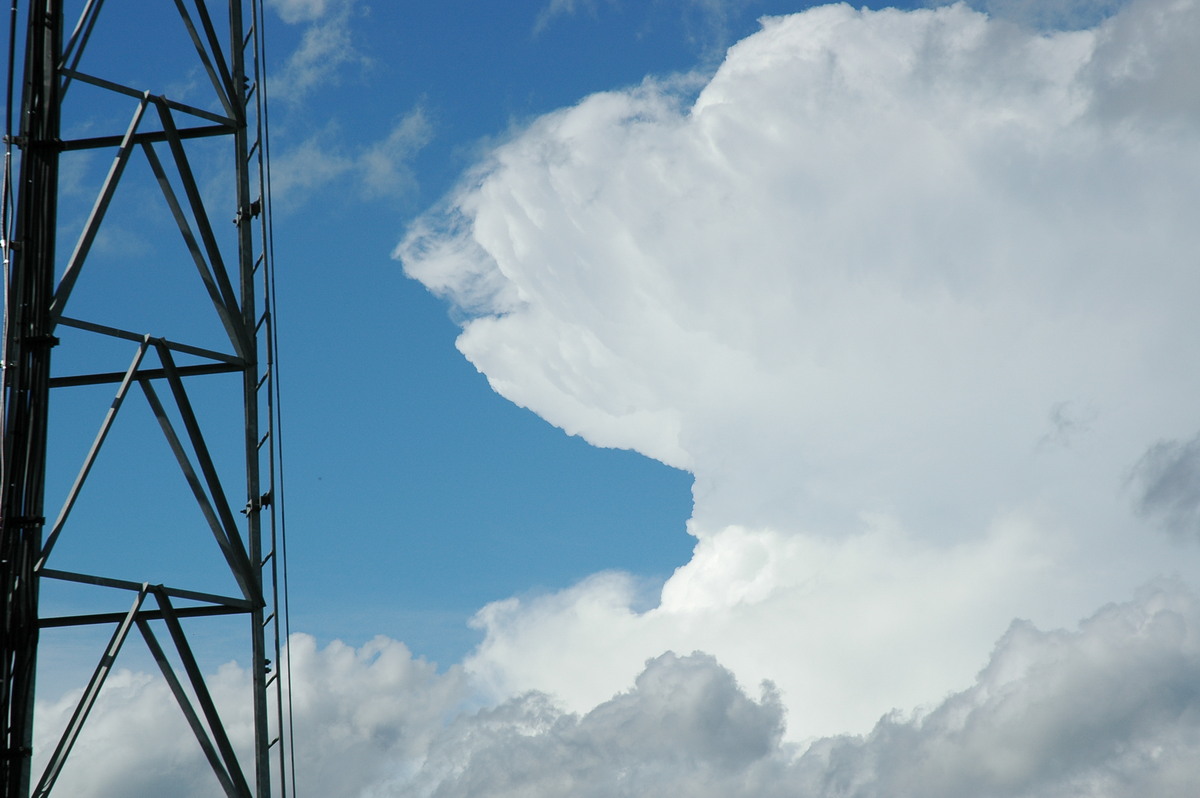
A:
397;0;1200;739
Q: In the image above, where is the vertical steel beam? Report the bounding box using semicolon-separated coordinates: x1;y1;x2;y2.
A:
1;3;62;797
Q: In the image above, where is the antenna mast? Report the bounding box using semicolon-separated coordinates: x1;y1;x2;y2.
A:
2;2;288;795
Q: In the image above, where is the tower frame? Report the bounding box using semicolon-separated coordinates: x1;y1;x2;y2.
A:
1;2;287;796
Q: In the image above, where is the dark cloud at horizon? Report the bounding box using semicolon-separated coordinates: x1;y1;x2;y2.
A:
37;582;1200;796
1133;433;1200;540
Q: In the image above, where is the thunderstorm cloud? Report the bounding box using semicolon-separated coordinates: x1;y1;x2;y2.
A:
397;0;1200;740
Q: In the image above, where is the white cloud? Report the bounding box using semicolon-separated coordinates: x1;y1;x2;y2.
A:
461;516;1148;737
268;107;431;210
271;0;369;103
268;0;336;25
398;0;1200;741
359;107;434;199
268;132;356;206
534;0;753;52
534;0;609;34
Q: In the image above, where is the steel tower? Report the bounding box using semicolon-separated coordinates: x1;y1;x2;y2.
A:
2;2;289;795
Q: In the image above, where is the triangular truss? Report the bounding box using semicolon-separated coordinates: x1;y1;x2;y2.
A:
2;2;290;796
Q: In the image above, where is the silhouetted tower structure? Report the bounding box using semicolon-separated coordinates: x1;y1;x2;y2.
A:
2;2;289;796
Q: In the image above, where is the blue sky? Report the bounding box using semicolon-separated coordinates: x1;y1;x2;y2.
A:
17;0;1200;795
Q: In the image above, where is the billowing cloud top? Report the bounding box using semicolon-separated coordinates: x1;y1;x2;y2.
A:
398;0;1200;736
398;0;1200;535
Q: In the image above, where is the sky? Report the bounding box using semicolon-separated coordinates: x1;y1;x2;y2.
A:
11;0;1200;795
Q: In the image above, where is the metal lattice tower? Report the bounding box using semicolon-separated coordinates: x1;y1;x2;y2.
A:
1;2;290;796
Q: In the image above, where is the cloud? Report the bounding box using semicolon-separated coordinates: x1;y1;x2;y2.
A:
359;107;434;199
952;0;1126;30
460;522;1077;736
268;132;356;205
533;0;754;53
1083;0;1200;129
267;0;336;25
398;0;1200;740
788;580;1200;798
415;582;1200;797
1132;432;1200;540
268;107;431;209
38;583;1200;796
270;0;369;103
406;650;787;798
534;0;612;34
677;0;760;54
1036;400;1096;451
33;635;466;797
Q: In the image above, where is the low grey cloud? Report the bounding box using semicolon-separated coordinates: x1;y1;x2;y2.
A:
1083;0;1200;130
34;582;1200;796
408;651;785;797
33;635;467;797
407;582;1200;797
796;581;1200;798
1036;401;1095;451
1131;433;1200;539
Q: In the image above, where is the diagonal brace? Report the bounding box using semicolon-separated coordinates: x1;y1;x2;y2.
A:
172;0;236;119
137;618;247;798
149;588;253;797
38;339;150;568
141;140;247;357
31;587;150;798
151;99;250;359
50;95;149;326
146;341;261;605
